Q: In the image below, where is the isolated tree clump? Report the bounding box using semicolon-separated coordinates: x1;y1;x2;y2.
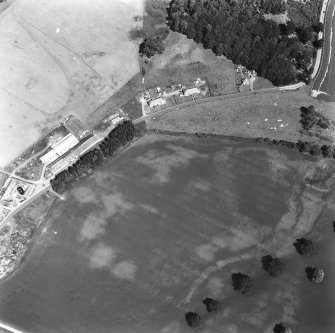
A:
299;105;332;131
202;297;221;314
185;312;202;328
261;255;285;277
305;266;325;284
231;273;254;294
273;323;293;333
293;238;316;256
139;37;165;58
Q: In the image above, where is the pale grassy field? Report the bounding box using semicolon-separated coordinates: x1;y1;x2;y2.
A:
144;32;237;95
147;86;335;145
0;0;142;167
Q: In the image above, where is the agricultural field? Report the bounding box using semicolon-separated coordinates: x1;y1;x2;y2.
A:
305;159;335;191
0;0;142;167
0;134;334;332
147;87;335;145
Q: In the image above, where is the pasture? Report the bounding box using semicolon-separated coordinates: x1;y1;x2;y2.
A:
0;134;334;333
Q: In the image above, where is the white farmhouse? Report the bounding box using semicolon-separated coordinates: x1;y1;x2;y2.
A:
183;87;200;96
149;97;166;108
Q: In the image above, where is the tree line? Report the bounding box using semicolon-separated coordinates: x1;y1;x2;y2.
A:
167;0;323;85
255;137;334;159
50;120;135;193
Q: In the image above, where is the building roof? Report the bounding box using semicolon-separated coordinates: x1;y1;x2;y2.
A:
63;115;89;140
40;133;79;165
184;87;200;96
149;98;166;108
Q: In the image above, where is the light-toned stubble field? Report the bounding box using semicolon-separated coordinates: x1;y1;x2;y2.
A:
0;0;142;167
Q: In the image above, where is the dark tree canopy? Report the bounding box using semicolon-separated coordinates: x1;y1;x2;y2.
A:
305;266;325;283
261;255;285;277
313;21;324;33
139;37;165;58
231;273;254;294
202;297;221;313
167;0;319;86
185;312;202;328
260;0;286;14
51;121;135;193
313;38;323;49
273;323;292;333
299;105;332;131
296;26;314;44
294;238;316;256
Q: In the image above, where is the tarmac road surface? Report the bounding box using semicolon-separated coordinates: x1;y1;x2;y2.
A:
313;0;335;101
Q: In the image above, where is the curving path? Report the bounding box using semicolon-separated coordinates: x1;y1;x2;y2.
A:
312;0;335;100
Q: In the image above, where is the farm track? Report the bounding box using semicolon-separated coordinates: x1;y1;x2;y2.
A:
14;15;73;97
16;14;102;81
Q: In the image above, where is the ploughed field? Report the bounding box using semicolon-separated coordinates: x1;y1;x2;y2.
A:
0;134;334;333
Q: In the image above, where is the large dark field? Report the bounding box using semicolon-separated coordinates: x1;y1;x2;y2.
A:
0;134;334;333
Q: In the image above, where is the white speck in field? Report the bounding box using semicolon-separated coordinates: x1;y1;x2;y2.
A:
264;118;268;122
278;119;282;122
247;121;250;125
273;103;278;106
54;231;57;235
280;124;284;128
55;27;60;33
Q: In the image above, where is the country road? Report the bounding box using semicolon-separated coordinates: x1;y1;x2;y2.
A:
0;84;300;226
0;184;50;229
134;86;282;124
313;0;335;100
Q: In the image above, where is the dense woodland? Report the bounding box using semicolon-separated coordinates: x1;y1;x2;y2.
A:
167;0;323;85
51;121;135;193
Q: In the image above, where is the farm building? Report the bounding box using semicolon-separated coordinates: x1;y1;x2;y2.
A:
63;115;90;140
40;133;79;165
0;178;35;208
108;113;124;125
148;97;166;108
183;87;200;96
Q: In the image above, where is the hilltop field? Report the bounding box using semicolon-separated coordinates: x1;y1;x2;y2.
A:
0;0;142;167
